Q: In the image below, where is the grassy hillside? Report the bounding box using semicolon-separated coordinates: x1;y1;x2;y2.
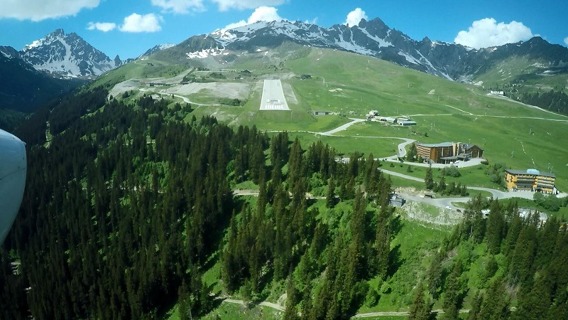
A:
253;48;568;190
472;55;568;115
99;45;568;190
474;55;568;91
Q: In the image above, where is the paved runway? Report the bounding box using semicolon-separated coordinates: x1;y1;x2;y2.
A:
260;79;290;110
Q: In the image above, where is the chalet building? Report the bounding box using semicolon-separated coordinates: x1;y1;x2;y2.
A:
416;142;454;163
416;142;484;163
505;169;556;193
463;144;484;158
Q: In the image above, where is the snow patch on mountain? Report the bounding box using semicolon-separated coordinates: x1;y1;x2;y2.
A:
398;51;420;65
24;39;44;51
359;27;393;48
187;48;228;59
334;32;373;55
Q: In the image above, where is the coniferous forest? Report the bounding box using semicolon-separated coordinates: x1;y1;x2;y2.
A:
1;86;568;319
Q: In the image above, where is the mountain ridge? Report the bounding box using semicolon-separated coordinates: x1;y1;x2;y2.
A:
153;17;568;83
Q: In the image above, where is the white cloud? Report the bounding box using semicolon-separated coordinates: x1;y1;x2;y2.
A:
564;37;568;46
212;0;285;11
119;13;162;33
455;18;534;49
87;22;117;32
151;0;205;14
345;8;367;27
221;6;283;30
0;0;99;21
248;6;282;23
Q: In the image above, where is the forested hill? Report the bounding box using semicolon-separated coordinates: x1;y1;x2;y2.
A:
1;86;568;319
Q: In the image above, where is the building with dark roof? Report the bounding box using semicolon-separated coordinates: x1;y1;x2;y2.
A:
505;169;556;193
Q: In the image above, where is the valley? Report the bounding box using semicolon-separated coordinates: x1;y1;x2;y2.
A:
2;14;568;320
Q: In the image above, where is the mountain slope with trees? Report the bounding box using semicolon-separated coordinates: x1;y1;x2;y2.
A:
1;80;566;319
0;51;82;112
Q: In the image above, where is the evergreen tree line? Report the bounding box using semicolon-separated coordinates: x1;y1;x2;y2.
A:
1;85;400;319
425;166;469;196
0;108;26;132
409;195;568;320
221;140;400;320
0;88;260;319
517;89;568;115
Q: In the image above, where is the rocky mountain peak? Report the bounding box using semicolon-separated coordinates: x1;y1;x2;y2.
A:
20;29;121;79
51;28;65;37
144;16;568;85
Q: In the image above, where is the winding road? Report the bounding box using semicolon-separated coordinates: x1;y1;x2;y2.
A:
250;119;567;211
238;119;564;211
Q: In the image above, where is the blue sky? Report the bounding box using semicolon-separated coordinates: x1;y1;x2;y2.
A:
1;0;567;59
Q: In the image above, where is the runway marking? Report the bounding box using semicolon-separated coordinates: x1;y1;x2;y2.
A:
260;79;290;111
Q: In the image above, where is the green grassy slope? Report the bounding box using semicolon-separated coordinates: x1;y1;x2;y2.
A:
271;48;567;190
475;55;568;91
101;44;568;190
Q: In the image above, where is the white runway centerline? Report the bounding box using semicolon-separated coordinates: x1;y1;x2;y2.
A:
260;79;290;110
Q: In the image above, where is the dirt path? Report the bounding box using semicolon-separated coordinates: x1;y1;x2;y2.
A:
320;118;366;135
139;88;221;107
222;298;471;318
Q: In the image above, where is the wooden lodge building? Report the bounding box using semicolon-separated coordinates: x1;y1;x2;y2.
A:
416;142;484;164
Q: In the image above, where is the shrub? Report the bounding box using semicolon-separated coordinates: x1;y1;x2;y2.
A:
442;166;461;177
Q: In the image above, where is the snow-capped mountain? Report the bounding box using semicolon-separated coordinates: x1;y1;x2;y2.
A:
20;29;122;79
164;18;568;82
175;18;458;78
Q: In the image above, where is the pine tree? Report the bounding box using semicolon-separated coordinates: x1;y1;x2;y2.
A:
509;222;537;285
374;201;392;279
326;177;336;208
427;251;444;299
486;200;505;254
437;175;446;194
478;278;510;320
408;282;432;320
407;143;418;162
442;260;465;320
283;277;301;320
425;165;434;190
515;271;553;320
348;189;369;280
467;292;483;320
